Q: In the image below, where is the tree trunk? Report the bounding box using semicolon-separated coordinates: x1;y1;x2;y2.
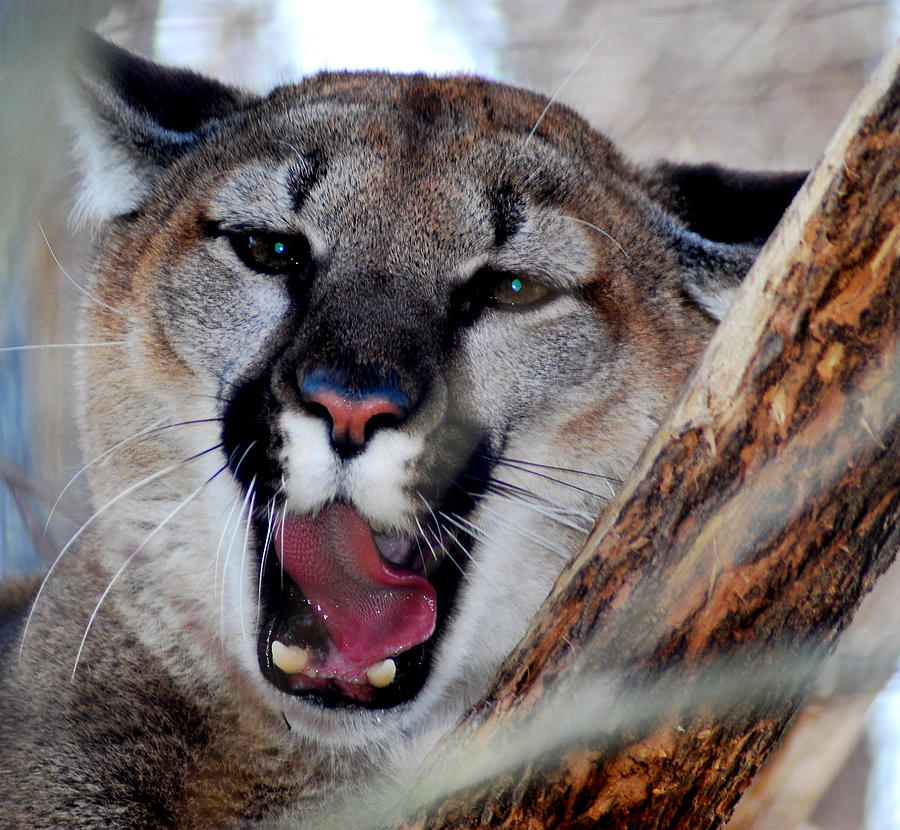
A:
385;43;900;830
725;554;900;830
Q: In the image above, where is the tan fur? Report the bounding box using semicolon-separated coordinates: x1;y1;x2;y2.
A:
0;36;804;828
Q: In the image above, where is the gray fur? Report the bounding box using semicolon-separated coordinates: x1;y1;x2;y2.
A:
0;36;803;828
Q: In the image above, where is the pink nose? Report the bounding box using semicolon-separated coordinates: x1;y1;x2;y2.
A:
303;387;407;450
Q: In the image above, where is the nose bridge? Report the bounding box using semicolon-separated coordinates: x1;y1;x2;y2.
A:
286;164;453;428
290;278;435;457
287;270;440;437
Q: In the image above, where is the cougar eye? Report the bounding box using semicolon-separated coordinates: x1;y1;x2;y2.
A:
229;231;311;274
470;268;552;310
487;274;550;307
451;269;555;322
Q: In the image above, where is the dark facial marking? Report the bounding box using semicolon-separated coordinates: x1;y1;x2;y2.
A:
490;184;524;247
288;150;326;213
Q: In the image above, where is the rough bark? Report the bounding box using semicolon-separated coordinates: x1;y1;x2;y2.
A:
391;44;900;830
725;556;900;830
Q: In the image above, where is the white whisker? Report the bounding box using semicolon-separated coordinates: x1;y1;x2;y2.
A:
492;455;623;484
414;516;439;564
238;482;257;640
213;442;257;588
70;465;224;682
221;473;256;647
415;492;471;575
490;460;608;500
568;216;630;260
524;32;605;146
437;512;486;571
485;486;593;535
440;522;470;563
212;489;243;590
257;496;279;633
43;416;166;535
19;444;221;665
0;341;127;353
279;484;287;590
38;222;125;316
44;416;221;536
475;500;572;558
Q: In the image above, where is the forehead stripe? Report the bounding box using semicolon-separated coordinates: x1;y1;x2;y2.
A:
288;150;326;213
490;184;524;247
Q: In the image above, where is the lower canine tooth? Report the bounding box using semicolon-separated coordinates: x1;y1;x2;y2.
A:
366;659;397;688
272;641;310;674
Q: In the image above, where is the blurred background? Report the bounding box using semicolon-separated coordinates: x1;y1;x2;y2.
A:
0;1;897;827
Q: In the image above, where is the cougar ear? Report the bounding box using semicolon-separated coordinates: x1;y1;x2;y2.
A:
67;32;255;224
643;162;807;320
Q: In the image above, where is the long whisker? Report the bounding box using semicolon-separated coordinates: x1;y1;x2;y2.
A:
257;495;280;633
473;498;573;558
413;492;440;572
215;441;256;648
278;478;287;590
486;476;600;520
479;458;609;500
221;483;255;647
38;222;126;317
0;342;127;353
491;455;623;484
440;521;471;567
70;462;228;682
44;417;223;536
425;522;452;564
212;488;243;591
238;482;258;640
464;471;543;504
212;442;257;586
482;485;594;535
437;511;485;570
214;443;256;644
413;515;440;567
568;216;630;260
416;491;473;572
19;443;223;665
458;471;602;522
524;31;605;146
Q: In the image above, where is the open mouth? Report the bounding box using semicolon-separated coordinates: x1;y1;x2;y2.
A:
221;376;491;709
246;451;489;710
255;500;470;709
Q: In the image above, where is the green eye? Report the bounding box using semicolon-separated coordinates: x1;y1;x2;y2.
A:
489;274;550;307
230;231;311;274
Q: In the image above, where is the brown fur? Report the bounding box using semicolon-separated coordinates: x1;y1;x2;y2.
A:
0;36;804;828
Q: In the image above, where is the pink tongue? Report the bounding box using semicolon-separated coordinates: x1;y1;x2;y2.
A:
274;503;436;666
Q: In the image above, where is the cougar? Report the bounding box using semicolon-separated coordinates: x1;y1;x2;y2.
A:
0;33;804;828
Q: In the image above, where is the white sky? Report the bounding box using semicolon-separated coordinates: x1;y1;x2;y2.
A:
155;0;503;89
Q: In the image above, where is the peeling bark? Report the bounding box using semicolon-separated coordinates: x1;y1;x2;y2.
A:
394;44;900;830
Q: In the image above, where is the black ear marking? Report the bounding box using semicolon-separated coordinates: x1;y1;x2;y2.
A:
639;161;807;322
69;33;257;222
644;161;807;244
77;31;248;138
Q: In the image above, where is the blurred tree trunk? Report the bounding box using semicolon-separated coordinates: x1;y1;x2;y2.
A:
394;44;900;830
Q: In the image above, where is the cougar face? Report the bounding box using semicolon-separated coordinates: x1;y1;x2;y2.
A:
82;72;649;732
0;33;804;824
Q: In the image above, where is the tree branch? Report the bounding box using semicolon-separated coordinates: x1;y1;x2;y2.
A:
390;42;900;830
